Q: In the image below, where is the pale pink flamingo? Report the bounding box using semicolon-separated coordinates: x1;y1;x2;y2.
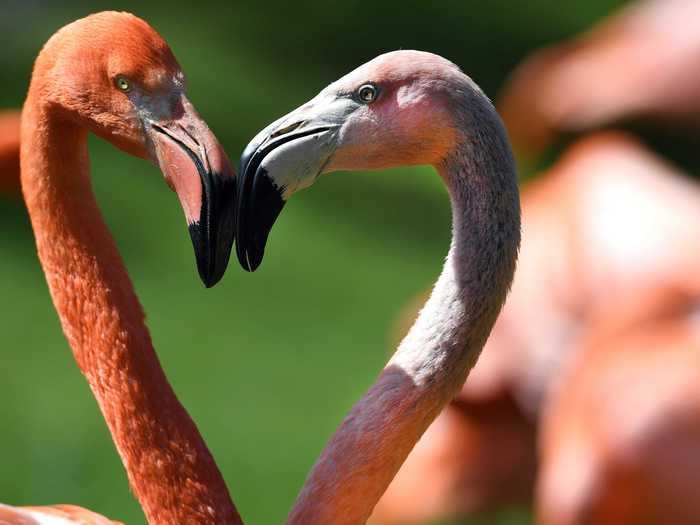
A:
537;277;700;525
499;0;700;155
6;12;239;524
0;110;21;197
235;50;522;524
372;131;700;524
0;504;123;525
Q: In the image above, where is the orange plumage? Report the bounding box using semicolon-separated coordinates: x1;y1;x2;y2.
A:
12;12;239;525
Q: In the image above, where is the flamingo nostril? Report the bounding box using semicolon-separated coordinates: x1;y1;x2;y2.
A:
201;144;211;175
178;123;200;146
270;120;305;139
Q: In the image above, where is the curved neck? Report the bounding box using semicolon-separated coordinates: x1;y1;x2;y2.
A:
20;97;242;525
287;107;520;525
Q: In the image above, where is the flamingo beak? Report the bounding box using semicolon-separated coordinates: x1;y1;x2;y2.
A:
236;102;345;271
147;97;236;287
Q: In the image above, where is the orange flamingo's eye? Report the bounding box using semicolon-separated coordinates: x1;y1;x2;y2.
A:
357;84;377;104
115;76;131;93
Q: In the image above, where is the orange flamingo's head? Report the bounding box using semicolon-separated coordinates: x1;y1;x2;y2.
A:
236;50;476;271
31;11;235;287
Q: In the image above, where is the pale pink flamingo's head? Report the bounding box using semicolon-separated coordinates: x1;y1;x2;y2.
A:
32;11;235;286
236;50;478;271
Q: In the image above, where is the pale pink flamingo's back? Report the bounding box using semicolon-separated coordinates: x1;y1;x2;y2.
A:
372;131;700;524
537;279;700;525
0;110;21;197
0;504;122;524
498;0;700;154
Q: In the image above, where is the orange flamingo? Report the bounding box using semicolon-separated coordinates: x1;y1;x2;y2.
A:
371;131;700;524
499;0;700;155
537;277;700;525
236;50;521;524
0;110;21;197
6;12;239;525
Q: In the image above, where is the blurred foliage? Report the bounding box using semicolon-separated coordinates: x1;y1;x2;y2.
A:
1;1;624;523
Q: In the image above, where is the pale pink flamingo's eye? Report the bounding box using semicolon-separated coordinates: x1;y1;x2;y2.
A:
357;83;378;104
115;75;132;93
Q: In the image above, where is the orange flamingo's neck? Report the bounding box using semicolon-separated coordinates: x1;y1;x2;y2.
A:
21;88;242;525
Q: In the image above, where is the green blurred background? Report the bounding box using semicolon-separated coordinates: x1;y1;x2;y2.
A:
1;1;626;523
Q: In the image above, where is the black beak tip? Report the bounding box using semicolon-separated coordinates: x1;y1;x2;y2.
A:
200;265;224;288
188;222;215;287
192;170;237;288
237;245;264;273
235;167;286;274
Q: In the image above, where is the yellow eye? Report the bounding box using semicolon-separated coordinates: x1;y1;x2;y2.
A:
116;76;131;92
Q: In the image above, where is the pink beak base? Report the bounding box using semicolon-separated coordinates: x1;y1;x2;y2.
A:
148;108;236;287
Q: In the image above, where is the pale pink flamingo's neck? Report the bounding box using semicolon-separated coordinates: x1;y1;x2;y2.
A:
20;97;242;525
287;98;520;525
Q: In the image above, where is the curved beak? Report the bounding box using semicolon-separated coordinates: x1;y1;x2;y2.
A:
236;96;352;272
147;97;236;287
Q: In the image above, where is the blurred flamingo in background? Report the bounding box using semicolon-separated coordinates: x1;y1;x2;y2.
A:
369;377;536;524
372;131;700;524
499;0;700;155
537;277;700;525
0;110;21;197
7;12;239;525
236;50;521;525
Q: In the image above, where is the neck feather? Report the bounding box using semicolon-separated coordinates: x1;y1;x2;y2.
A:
20;97;242;525
287;99;520;525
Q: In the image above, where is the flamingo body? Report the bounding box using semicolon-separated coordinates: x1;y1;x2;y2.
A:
538;282;700;525
487;131;700;413
499;0;700;154
0;504;122;525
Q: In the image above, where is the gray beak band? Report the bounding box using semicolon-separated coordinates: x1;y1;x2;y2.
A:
235;94;356;271
235;126;331;271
